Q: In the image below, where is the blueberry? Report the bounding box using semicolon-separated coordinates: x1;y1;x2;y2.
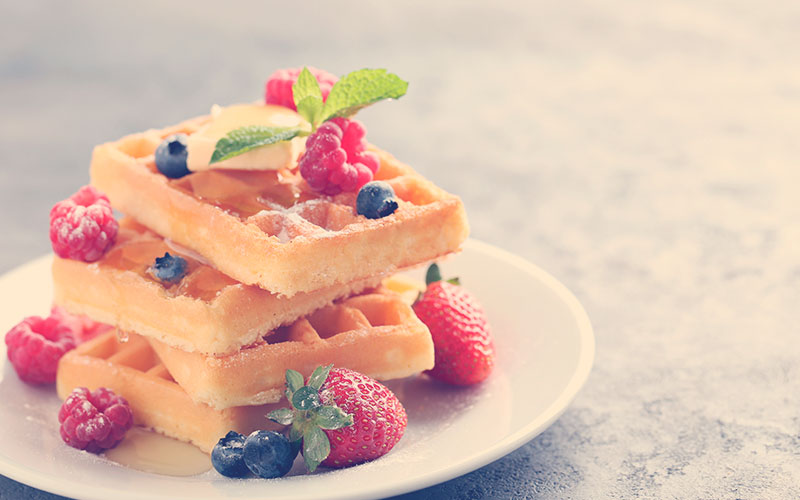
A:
150;252;188;283
243;430;296;479
211;431;250;478
155;134;190;179
356;181;399;219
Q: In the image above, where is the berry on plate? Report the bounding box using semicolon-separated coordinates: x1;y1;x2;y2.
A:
58;387;133;453
211;431;250;478
243;430;297;479
413;263;495;386
298;117;380;195
49;185;118;262
150;252;188;283
265;67;338;111
155;134;191;179
5;315;76;384
356;181;399;219
49;306;113;344
268;365;407;472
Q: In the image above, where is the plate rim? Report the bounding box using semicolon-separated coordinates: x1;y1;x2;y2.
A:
0;239;594;500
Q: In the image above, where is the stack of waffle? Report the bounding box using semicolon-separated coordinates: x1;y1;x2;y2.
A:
54;113;469;452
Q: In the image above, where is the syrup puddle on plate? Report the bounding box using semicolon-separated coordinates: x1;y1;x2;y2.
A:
104;427;211;476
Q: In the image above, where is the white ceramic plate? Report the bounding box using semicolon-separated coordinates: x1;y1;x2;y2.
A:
0;240;594;500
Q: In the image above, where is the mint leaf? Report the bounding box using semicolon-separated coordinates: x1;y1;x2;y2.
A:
293;67;324;126
267;407;294;426
315;406;353;430
307;364;332;391
297;97;324;127
293;67;323;103
302;426;331;473
321;68;408;122
209;125;302;164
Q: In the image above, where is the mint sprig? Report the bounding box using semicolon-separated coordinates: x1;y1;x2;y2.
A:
210;67;407;164
293;67;408;130
319;68;408;122
266;364;353;473
293;67;325;127
209;125;303;164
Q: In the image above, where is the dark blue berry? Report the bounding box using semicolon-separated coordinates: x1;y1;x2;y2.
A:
150;252;188;283
211;431;250;478
243;430;296;479
356;181;399;219
155;134;190;179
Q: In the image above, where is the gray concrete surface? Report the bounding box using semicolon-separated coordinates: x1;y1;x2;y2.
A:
1;1;799;498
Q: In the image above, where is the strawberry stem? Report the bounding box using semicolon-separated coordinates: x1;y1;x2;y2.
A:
425;263;460;287
267;365;354;473
425;263;442;285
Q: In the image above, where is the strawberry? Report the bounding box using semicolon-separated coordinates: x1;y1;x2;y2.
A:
268;365;407;472
413;263;495;386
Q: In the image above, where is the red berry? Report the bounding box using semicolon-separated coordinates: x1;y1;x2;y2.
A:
49;186;118;262
319;368;407;468
58;387;133;453
413;280;495;386
48;306;113;344
5;315;76;384
299;118;380;195
265;67;338;111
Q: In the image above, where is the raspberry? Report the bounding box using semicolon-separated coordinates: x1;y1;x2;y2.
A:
5;315;76;384
49;306;113;344
299;118;380;195
58;387;133;453
49;186;118;262
265;67;338;111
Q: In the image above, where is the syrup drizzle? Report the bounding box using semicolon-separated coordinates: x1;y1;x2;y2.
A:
104;428;211;476
100;221;236;302
169;168;315;219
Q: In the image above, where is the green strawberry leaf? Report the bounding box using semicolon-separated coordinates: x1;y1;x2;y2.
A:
292;385;321;411
267;407;294;426
288;425;303;443
293;67;324;126
315;405;354;430
307;364;333;391
424;263;461;286
209;125;303;164
302;426;331;473
320;68;408;122
425;263;442;285
285;369;304;401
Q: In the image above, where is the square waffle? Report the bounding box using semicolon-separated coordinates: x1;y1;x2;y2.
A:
90;113;469;297
149;288;434;410
56;332;281;453
52;218;383;355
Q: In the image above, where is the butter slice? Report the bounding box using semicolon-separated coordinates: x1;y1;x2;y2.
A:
186;104;307;171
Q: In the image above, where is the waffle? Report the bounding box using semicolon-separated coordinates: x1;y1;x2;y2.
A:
52;218;383;355
56;332;281;453
90;112;470;297
149;289;434;410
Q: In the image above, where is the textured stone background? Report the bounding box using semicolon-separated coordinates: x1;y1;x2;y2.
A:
2;1;800;499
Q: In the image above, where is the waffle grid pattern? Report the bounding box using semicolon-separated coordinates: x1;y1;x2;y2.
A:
150;290;435;409
90;114;469;296
56;332;273;452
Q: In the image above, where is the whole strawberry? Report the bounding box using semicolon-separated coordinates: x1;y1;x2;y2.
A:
268;365;407;472
413;263;495;386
